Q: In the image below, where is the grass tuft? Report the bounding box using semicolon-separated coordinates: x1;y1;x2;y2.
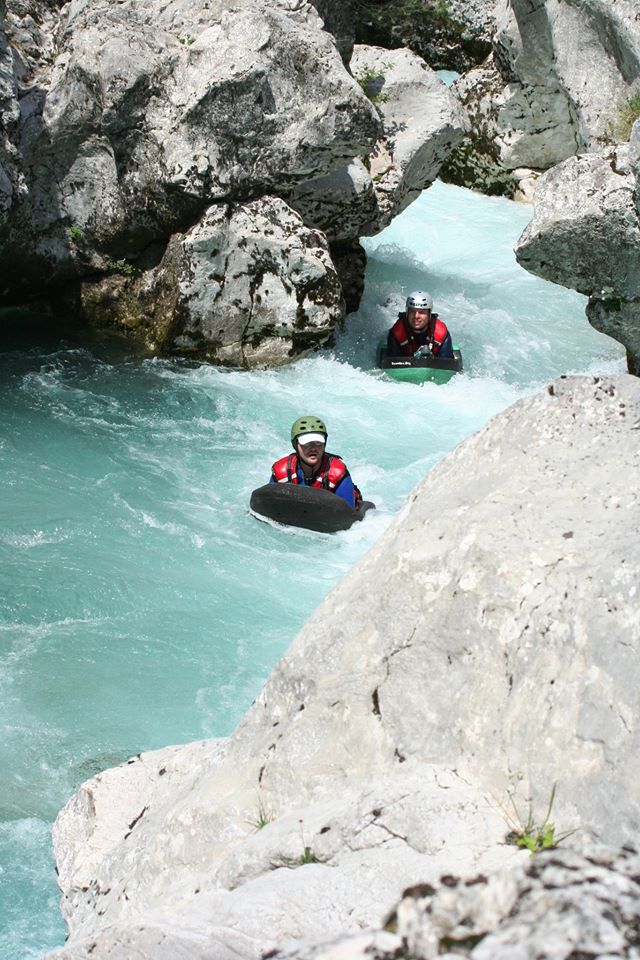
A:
501;783;576;856
612;92;640;142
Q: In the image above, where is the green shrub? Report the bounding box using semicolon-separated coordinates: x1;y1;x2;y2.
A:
104;258;139;278
68;225;84;243
356;65;391;104
246;796;274;831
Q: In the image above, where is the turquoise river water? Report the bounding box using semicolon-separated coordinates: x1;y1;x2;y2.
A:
0;181;626;958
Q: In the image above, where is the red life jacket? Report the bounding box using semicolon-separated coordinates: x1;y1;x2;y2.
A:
390;312;448;357
271;452;348;492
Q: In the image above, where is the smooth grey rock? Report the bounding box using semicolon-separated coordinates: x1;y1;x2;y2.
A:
587;299;640;377
288;159;377;244
49;375;640;958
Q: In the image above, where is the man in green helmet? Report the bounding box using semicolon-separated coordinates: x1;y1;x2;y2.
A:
269;416;361;507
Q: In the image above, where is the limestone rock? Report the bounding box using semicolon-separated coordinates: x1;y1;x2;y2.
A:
49;374;640;958
0;0;59;225
272;847;640;960
0;0;380;360
453;0;640;175
514;138;640;369
445;0;496;46
289;46;470;240
0;13;17;225
515;145;640;299
3;0;377;286
352;45;470;229
288;158;377;244
587;299;640;377
74;196;344;367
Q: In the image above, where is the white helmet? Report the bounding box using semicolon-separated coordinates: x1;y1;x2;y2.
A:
406;290;433;311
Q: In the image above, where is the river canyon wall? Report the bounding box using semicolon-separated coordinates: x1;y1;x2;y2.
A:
47;373;640;960
0;0;468;365
3;0;640;371
5;4;639;956
443;0;640;374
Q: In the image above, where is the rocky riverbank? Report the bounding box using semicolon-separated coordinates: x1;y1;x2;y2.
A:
47;373;640;959
0;0;467;365
3;0;639;370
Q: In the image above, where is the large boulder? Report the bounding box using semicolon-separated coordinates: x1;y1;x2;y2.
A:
0;0;476;364
72;196;344;368
288;45;470;240
515;127;640;372
3;0;378;291
0;0;382;363
271;846;640;959
48;374;640;959
448;0;640;193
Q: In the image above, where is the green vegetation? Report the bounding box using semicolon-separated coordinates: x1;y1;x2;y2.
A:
274;846;320;868
356;65;392;105
503;783;575;856
246;796;274;832
612;92;640;142
298;846;319;865
68;224;84;244
272;819;321;868
179;35;196;46
104;258;139;278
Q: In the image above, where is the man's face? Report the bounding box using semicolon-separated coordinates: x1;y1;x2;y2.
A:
407;307;431;332
297;439;325;469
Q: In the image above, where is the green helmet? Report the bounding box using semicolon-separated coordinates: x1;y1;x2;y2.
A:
291;415;327;448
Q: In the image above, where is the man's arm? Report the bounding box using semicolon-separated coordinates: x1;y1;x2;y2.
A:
334;473;356;508
437;330;454;359
386;330;403;358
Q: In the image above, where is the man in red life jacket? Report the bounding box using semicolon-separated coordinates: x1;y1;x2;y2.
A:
387;290;454;359
270;415;361;508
